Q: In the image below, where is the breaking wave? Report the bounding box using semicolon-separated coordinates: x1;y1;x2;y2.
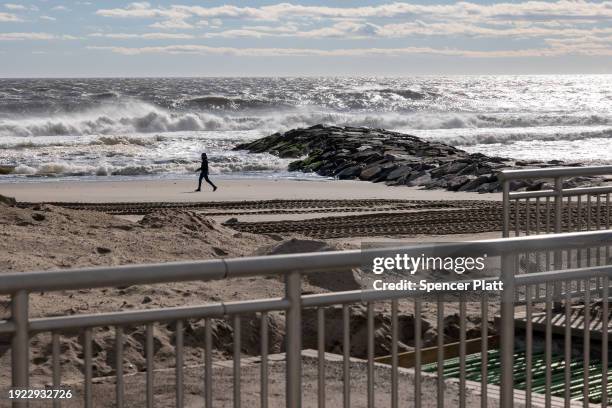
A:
441;128;612;146
4;100;612;139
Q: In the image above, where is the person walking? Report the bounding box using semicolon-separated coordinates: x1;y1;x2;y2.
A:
195;153;217;192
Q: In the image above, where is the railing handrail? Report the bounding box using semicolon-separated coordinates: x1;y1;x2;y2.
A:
2;262;610;335
498;165;612;181
1;230;611;294
509;185;612;200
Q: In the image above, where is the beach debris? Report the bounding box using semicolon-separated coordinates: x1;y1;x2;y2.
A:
236;124;601;193
96;246;112;254
31;213;45;221
0;194;16;206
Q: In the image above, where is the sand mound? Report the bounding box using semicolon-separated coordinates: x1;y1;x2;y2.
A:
140;210;226;233
255;238;362;292
0;206;267;273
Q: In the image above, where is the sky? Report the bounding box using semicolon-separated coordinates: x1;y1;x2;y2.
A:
1;0;612;77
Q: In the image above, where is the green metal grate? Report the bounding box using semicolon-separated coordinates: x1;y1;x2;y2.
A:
422;349;612;404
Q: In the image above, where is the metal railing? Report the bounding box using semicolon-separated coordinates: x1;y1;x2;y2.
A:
1;230;611;408
499;166;612;238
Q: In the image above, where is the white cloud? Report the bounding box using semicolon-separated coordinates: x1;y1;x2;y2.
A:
0;11;20;22
4;3;26;10
89;32;195;39
92;1;612;45
51;5;69;11
86;43;612;58
149;19;193;29
0;32;78;41
96;2;612;22
40;15;56;21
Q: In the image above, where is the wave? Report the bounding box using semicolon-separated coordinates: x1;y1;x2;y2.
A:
442;128;612;146
180;95;287;111
2;95;612;138
8;155;288;177
0;101;263;137
377;88;431;100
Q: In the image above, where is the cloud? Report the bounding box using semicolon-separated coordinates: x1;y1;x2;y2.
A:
89;32;195;39
4;3;26;10
96;2;612;22
0;32;78;41
51;5;69;11
149;19;193;29
86;43;612;58
40;15;56;21
0;11;20;22
92;1;612;46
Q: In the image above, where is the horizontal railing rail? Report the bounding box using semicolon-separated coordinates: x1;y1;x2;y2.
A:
498;165;612;181
1;230;611;294
509;185;612;200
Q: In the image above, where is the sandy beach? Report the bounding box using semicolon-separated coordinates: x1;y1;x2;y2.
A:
0;177;500;204
0;176;505;401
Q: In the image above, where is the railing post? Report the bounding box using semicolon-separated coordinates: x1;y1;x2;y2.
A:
554;177;563;234
499;253;515;408
553;177;563;306
11;290;30;408
502;178;510;238
285;271;302;408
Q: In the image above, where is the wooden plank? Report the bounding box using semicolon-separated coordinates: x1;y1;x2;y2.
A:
374;336;499;369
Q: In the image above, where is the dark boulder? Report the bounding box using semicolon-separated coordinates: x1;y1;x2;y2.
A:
336;165;362;180
234;124;578;193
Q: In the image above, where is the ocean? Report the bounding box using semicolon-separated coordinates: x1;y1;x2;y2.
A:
0;75;611;181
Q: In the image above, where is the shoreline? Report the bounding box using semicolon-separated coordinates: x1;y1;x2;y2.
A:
0;176;501;203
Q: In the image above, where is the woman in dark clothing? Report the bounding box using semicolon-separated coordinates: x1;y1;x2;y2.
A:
195;153;217;192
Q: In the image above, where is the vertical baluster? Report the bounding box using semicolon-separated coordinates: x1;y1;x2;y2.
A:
583;281;590;408
587;194;592;230
391;300;398;408
601;277;609;408
525;198;531;235
261;312;268;408
204;318;213;408
481;294;488;408
146;324;154;408
176;320;184;408
576;195;582;230
459;295;466;408
515;199;521;236
567;196;572;232
545;283;552;408
546;196;551;233
414;298;422;408
535;197;541;234
83;328;93;408
343;304;351;408
525;286;532;408
367;303;374;408
318;308;326;408
564;282;571;408
233;316;241;408
437;298;444;408
52;332;61;408
115;326;124;408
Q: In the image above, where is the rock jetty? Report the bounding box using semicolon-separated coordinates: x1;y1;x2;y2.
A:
235;125;594;193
